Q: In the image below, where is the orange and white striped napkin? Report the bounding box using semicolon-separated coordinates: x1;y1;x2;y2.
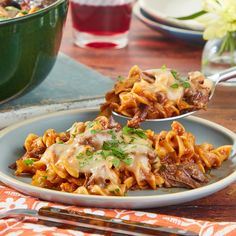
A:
0;184;236;236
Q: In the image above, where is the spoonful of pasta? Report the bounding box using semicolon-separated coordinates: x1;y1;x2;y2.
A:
100;65;236;127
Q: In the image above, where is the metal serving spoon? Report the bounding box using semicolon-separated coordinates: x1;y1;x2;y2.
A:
112;67;236;122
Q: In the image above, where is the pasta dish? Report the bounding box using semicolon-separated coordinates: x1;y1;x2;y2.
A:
100;66;213;127
13;116;232;196
0;0;56;20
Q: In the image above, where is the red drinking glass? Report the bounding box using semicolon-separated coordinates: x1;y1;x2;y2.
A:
70;0;134;49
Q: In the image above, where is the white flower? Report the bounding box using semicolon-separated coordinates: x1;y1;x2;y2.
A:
198;0;236;39
0;198;27;211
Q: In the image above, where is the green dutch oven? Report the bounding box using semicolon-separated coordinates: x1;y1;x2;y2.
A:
0;0;69;104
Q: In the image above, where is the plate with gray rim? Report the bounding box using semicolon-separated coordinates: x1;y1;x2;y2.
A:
0;108;235;209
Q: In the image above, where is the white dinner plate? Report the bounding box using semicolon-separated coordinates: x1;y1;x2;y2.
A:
139;0;204;31
134;3;204;44
0;108;235;209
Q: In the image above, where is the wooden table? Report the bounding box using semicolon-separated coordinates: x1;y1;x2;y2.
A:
61;13;236;222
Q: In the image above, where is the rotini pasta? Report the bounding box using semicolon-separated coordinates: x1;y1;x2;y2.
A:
14;117;232;196
100;66;213;127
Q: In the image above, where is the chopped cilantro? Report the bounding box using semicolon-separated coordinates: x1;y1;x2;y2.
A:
112;158;120;168
90;129;101;135
87;121;94;128
122;126;147;139
77;150;93;160
23;159;34;166
123;158;133;166
102;140;127;160
87;120;99;128
76;153;84;159
79;161;87;168
20;10;28;15
57;141;64;144
182;81;191;88
102;140;119;150
170;83;179;89
86;149;93;156
100;150;111;158
129;137;136;144
111;148;127;159
110;188;120;193
161;64;167;70
117;75;125;81
115;188;120;193
78;155;93;168
122;126;130;135
108;130;116;139
171;70;178;79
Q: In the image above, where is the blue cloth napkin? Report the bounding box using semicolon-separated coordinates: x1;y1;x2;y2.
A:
0;53;114;110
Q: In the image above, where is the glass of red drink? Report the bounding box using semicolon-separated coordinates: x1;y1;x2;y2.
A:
70;0;134;49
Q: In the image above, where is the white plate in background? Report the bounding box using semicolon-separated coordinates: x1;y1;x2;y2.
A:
134;3;204;43
139;0;204;31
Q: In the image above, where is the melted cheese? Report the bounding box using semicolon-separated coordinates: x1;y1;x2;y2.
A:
40;128;158;189
121;142;156;187
41;130;115;181
134;69;184;102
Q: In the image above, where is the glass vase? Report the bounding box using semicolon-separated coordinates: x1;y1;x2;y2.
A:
201;32;236;76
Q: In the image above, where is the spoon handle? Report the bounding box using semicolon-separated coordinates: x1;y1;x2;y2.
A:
215;66;236;83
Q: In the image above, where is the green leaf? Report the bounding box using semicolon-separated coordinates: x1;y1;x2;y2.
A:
176;10;207;20
23;159;34;166
170;83;179;89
